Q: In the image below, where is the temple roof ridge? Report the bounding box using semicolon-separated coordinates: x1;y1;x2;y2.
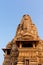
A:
14;14;39;41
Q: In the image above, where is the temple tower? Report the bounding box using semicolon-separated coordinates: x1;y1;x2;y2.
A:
2;14;43;65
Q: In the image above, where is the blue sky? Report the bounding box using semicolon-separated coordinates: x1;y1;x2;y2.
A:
0;0;43;65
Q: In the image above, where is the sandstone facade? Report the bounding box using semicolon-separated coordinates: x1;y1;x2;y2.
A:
2;15;43;65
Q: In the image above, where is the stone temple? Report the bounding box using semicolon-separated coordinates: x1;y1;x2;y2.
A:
2;14;43;65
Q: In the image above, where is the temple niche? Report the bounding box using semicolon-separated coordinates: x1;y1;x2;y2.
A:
2;14;43;65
